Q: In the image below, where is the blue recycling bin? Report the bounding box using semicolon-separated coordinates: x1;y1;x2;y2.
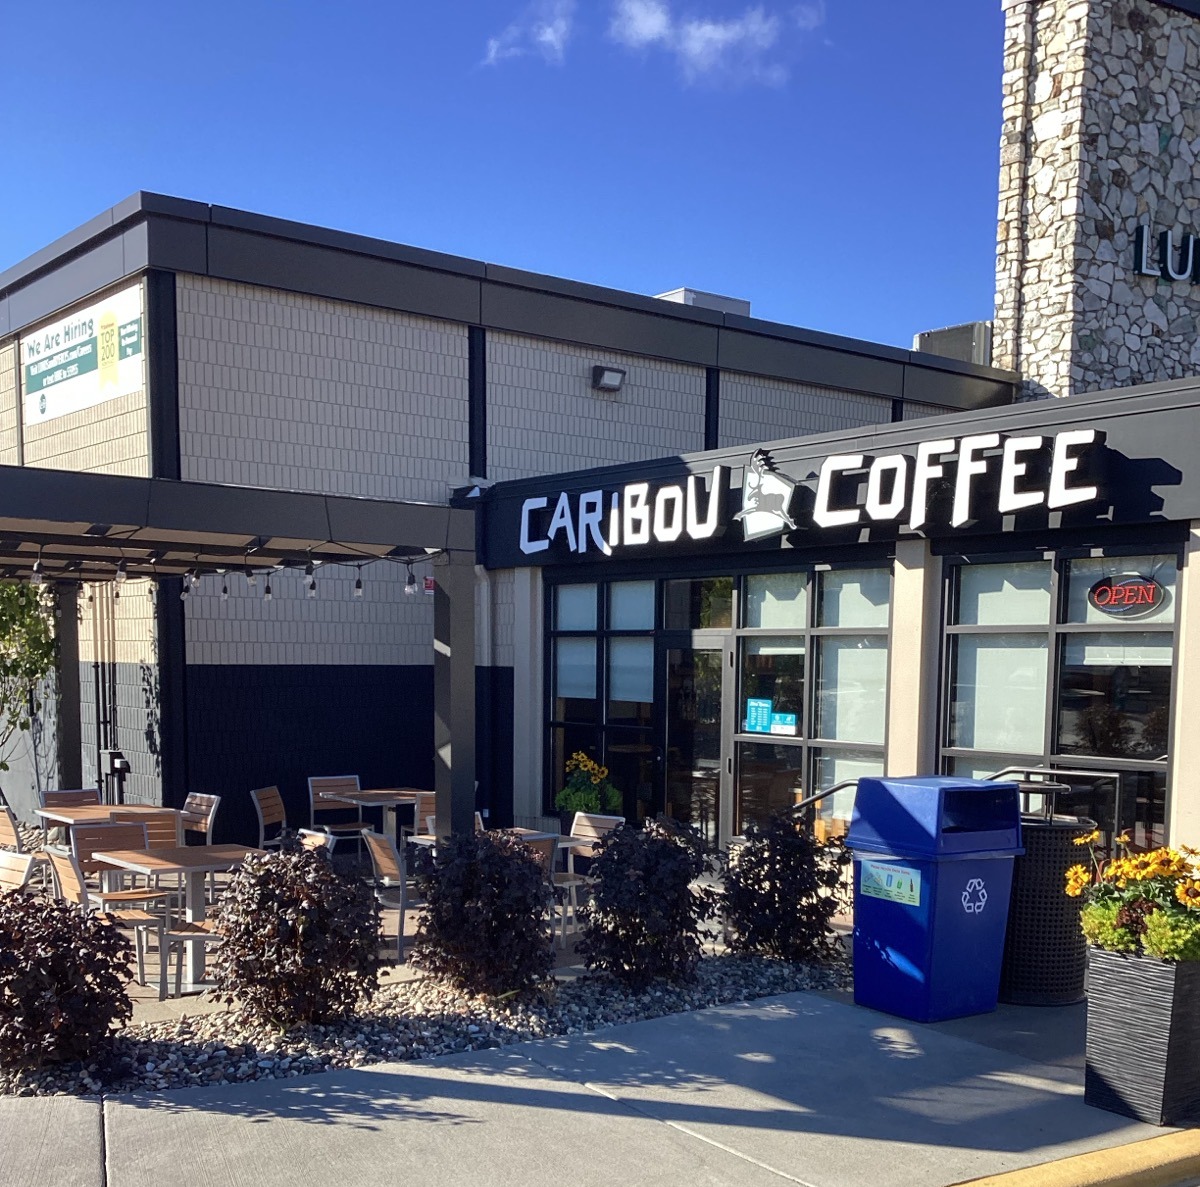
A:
846;776;1024;1023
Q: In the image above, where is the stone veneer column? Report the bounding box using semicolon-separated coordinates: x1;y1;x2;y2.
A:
994;0;1200;398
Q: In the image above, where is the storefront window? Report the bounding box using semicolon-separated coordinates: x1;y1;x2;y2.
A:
745;572;807;629
608;637;654;726
610;581;655;630
735;741;803;834
554;637;597;721
1057;634;1172;759
665;577;733;629
741;638;804;732
956;560;1051;626
556;584;597;630
1065;556;1176;625
941;549;1178;848
949;634;1047;754
815;637;888;745
813;749;884;826
818;568;890;628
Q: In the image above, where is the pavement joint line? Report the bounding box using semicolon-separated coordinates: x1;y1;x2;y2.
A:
948;1129;1200;1187
518;1043;816;1187
576;1075;818;1187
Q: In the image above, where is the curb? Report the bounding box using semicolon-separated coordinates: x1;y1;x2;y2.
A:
951;1130;1200;1187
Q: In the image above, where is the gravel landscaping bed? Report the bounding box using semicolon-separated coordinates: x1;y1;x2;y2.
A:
0;954;850;1098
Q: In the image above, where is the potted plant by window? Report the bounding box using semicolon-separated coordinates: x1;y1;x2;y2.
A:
1066;831;1200;1125
555;752;622;834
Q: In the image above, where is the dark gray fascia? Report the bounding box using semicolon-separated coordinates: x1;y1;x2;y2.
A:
0;192;1019;411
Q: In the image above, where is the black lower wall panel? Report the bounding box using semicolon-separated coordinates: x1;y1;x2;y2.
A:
185;664;514;845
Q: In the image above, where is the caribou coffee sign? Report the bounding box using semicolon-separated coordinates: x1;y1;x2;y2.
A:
517;428;1102;558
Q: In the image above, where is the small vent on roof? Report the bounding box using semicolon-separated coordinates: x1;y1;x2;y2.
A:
913;321;993;367
655;288;751;317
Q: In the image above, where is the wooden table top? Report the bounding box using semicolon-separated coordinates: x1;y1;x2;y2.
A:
93;844;264;876
35;804;183;826
319;789;425;807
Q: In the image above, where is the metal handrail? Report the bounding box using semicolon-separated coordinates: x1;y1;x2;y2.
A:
985;765;1123;822
791;779;859;815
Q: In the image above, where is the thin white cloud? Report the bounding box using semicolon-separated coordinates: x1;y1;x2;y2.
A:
793;1;825;32
608;1;819;86
610;0;672;48
675;9;781;81
485;0;576;66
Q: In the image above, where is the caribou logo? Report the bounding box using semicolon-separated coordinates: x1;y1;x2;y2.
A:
734;450;798;542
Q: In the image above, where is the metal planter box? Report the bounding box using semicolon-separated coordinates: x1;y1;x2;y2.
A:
1085;948;1200;1126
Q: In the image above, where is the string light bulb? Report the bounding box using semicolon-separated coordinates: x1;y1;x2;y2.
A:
31;550;44;587
246;568;257;589
263;576;272;602
115;560;128;585
404;564;417;596
221;577;229;601
353;566;364;599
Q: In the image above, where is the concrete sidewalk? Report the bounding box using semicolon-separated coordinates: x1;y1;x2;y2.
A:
0;990;1173;1187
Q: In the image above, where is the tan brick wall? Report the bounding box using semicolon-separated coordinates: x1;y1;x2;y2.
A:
176;274;470;502
486;332;706;482
184;560;443;667
719;372;894;446
23;391;149;475
0;343;18;466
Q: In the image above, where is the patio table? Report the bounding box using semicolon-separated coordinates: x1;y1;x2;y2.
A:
35;803;184;828
317;787;422;843
94;844;263;992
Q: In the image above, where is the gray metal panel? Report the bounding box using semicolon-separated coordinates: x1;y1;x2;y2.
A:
121;225;150;275
722;312;912;363
484;263;725;325
4;237;129;333
210;205;487;277
129;192;211;222
145;217;208;275
0;466;151;528
324;496;474;554
718;327;905;398
0;298;9;338
902;363;1015;411
146;478;331;543
481;280;720;365
0;209;120;292
207;226;483;324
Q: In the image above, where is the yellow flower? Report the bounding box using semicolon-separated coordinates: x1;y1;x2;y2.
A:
1064;864;1091;897
599;767;609;779
591;775;600;785
1073;829;1101;846
1176;879;1200;910
1115;830;1132;845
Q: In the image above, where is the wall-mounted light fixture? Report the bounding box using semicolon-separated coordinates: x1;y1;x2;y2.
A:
591;365;626;393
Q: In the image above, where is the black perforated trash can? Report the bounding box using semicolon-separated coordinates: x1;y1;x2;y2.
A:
999;814;1095;1006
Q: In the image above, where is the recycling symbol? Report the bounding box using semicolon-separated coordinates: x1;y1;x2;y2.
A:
962;878;988;915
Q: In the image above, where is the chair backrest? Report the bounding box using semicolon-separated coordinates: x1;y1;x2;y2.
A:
362;829;405;884
70;822;148;880
308;776;361;819
412;791;437;830
114;809;180;849
569;812;624;857
251;786;287;847
475;811;485;833
46;847;89;908
0;850;34;893
181;793;220;843
0;803;22;851
43;788;101;809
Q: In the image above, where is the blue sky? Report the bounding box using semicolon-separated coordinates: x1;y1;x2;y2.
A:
0;1;1005;350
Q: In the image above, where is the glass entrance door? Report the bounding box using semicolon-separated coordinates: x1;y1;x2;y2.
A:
662;640;731;845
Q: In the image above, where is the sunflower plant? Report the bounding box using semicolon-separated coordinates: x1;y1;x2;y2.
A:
1065;830;1200;961
555;751;623;815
